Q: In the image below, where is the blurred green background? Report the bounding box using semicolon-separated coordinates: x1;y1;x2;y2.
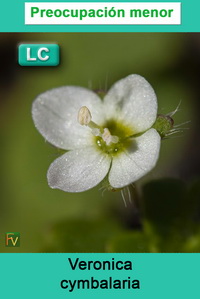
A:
0;33;200;253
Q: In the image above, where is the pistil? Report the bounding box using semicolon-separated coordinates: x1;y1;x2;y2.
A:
78;106;119;146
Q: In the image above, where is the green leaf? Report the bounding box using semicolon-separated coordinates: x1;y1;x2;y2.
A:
142;178;187;234
187;178;200;221
42;218;123;253
182;229;200;252
107;231;149;253
141;178;188;252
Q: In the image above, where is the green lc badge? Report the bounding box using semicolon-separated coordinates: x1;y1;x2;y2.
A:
18;44;60;66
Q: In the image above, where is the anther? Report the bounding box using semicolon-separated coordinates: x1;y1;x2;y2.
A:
78;106;92;125
102;128;119;145
78;106;102;133
77;106;119;146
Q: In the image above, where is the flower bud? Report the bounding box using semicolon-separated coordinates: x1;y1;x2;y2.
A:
152;114;174;138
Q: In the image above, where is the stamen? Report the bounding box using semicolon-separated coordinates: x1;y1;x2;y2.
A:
78;106;92;125
91;128;101;136
77;106;119;146
102;128;119;145
111;135;119;144
78;106;102;132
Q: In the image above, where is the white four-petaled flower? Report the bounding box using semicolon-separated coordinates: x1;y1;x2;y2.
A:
32;74;161;193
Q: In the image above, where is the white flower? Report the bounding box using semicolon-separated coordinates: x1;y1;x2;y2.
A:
32;74;161;193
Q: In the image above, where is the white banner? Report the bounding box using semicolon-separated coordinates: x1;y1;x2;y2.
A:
25;2;181;25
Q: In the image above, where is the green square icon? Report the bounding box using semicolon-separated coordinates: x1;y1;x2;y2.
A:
18;44;60;66
5;232;20;247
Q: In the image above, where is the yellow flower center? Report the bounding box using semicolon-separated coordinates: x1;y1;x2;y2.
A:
78;106;134;155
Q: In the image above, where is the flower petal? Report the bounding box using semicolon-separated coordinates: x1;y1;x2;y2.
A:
108;129;160;188
104;74;157;134
32;86;105;150
47;146;111;193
